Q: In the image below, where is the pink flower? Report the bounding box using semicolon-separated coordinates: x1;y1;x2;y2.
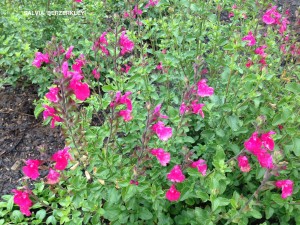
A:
22;160;41;180
152;121;173;141
228;12;234;18
179;102;188;115
246;60;253;68
161;49;167;54
152;104;168;121
51;147;72;170
256;150;274;169
167;165;185;183
74;0;82;2
275;180;293;199
130;180;139;185
197;79;214;97
119;31;134;56
166;184;180;201
119;109;133;122
242;31;256;46
123;11;130;18
156;62;163;70
190;159;207;176
43;105;62;128
191;100;205;118
32;52;50;68
46;168;60;184
232;4;237;9
150;148;171;166
72;54;86;74
279;18;289;35
145;0;159;8
201;68;208;75
62;61;69;78
237;156;251;172
70;81;90;101
45;87;60;103
110;91;132;110
121;64;131;73
261;131;276;151
262;6;281;25
255;45;267;57
244;132;262;154
65;46;74;59
132;5;142;18
92;32;109;55
92;68;101;79
12;189;32;216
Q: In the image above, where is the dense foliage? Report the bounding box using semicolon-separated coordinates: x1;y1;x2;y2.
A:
0;0;299;224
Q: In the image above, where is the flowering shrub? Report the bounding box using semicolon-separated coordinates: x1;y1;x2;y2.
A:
0;0;299;224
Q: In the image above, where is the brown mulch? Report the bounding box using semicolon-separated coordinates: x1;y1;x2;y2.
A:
0;84;64;196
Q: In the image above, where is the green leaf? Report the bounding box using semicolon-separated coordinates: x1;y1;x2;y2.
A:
36;209;46;221
212;197;230;211
139;208;153;220
102;84;116;92
265;206;274;219
225;115;240;131
285;82;300;94
10;210;24;223
0;219;4;225
6;195;14;211
46;215;57;225
34;103;45;119
272;107;291;126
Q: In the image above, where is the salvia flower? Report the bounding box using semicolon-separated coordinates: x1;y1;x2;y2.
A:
152;121;173;141
152;104;168;121
246;60;253;68
244;132;262;154
51;147;72;170
12;189;32;216
275;180;293;199
261;131;276;151
46;168;60;184
179;102;188;115
145;0;159;8
150;148;171;166
45;87;60;103
132;5;142;18
72;54;86;74
156;62;163;70
191;100;205;118
92;68;101;79
190;159;207;176
167;165;185;183
242;31;256;46
166;184;180;201
279;18;289;35
121;64;131;73
22;159;41;180
65;46;74;59
43;105;62;128
119;31;134;56
237;155;251;172
110;91;132;110
32;52;50;68
255;45;267;57
119;109;133;122
197;79;214;97
262;6;281;25
130;180;139;185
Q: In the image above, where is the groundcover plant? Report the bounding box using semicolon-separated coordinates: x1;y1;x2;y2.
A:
0;0;299;224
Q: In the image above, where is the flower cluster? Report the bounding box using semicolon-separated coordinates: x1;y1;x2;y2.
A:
14;147;72;216
32;52;50;68
180;79;214;118
244;131;275;169
110;91;133;122
165;165;185;201
92;32;109;55
150;104;172;141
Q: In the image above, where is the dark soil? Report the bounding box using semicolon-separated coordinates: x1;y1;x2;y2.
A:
0;84;64;196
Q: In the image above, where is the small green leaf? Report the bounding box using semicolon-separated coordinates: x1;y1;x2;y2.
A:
265;207;274;219
225;115;240;131
34;103;45;119
46;215;57;225
285;82;300;94
139;208;153;220
36;209;46;221
10;210;24;223
212;197;230;211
